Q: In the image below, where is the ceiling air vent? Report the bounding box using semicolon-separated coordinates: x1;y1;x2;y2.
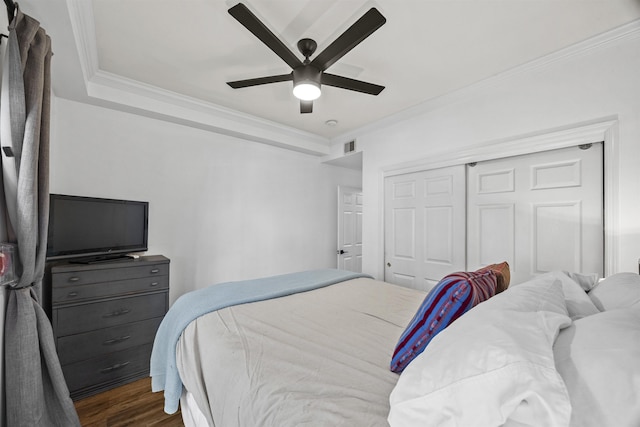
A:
344;140;356;154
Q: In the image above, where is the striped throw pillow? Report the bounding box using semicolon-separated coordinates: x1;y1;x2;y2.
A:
476;261;510;293
390;270;498;373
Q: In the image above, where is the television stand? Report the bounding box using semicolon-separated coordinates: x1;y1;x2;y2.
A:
69;254;134;265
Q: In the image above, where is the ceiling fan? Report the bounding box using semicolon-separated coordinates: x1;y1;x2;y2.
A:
226;3;386;114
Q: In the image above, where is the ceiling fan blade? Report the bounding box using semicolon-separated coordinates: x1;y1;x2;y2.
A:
227;73;293;89
310;8;386;72
300;100;313;114
321;73;384;95
229;3;303;70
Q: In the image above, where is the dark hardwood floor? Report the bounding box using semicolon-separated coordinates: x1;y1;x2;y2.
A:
74;377;184;427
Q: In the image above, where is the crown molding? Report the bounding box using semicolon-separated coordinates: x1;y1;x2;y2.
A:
65;0;330;156
87;70;330;156
382;117;617;177
66;0;98;82
332;18;640;146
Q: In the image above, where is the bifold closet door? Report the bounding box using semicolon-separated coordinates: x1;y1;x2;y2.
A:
467;143;603;285
384;165;466;291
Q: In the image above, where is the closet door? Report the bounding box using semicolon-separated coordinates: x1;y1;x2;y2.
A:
384;165;466;291
467;143;603;285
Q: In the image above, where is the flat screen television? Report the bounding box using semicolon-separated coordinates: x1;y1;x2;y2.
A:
46;194;148;263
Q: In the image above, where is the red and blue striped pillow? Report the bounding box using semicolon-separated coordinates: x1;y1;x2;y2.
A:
390;270;498;373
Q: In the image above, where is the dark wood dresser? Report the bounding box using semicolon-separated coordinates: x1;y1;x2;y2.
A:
48;255;169;400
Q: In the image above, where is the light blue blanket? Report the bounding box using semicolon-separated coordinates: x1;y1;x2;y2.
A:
150;268;371;413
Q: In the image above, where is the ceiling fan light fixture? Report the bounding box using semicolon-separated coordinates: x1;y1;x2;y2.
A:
292;66;321;101
293;81;321;101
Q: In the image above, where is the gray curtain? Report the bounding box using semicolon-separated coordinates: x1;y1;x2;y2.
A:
1;6;80;427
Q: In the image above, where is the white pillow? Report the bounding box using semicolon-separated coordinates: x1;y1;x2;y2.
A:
389;278;572;427
588;272;640;311
554;308;640;427
550;271;600;320
562;271;599;292
486;274;568;316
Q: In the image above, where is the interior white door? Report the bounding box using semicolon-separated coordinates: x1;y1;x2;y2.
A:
337;186;363;272
467;143;603;285
384;165;466;291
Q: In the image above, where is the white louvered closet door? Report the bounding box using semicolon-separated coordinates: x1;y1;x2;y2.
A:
467;143;603;285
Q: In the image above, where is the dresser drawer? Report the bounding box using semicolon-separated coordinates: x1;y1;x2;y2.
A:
52;275;169;304
57;317;163;365
52;263;168;288
62;344;153;394
55;293;167;336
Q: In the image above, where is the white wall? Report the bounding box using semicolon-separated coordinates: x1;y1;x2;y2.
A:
356;24;640;280
50;98;361;302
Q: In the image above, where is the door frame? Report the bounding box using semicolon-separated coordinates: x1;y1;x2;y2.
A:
380;118;619;278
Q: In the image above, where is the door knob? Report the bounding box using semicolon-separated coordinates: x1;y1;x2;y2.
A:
337;249;348;255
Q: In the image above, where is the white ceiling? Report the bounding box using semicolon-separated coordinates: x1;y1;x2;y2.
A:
17;0;640;144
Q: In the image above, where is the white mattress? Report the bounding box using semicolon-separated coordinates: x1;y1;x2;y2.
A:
175;277;425;427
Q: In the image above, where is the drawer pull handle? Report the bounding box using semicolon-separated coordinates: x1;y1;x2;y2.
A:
150;268;160;274
67;292;79;298
103;335;131;345
150;282;159;287
103;309;131;318
69;277;80;282
100;361;130;374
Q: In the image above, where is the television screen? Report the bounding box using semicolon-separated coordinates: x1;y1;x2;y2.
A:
46;194;148;262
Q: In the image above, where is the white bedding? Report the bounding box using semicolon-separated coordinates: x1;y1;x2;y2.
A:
176;277;425;427
389;272;640;427
174;271;640;427
389;273;574;426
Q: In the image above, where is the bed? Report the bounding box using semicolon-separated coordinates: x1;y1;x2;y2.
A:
150;268;640;427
